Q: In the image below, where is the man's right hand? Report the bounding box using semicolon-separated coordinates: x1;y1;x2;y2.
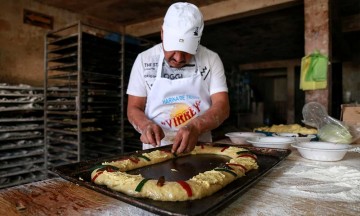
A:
140;122;165;147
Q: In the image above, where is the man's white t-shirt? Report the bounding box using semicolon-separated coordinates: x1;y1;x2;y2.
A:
127;43;228;97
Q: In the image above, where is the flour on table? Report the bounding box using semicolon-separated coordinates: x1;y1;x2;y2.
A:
278;164;360;202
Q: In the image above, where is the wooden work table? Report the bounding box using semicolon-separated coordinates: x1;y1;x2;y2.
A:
1;143;359;216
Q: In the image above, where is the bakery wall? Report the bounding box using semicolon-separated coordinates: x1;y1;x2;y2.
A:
0;0;79;86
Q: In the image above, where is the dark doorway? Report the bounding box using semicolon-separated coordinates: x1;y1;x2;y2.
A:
331;62;343;119
294;66;305;124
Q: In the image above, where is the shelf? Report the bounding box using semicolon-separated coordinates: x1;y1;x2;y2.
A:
47;159;76;168
0;93;43;97
46;110;101;115
0;107;43;112
0;165;46;178
0;125;44;132
0;101;42;104
0;140;44;151
48;62;78;72
47;43;78;55
47;86;78;91
46;127;79;136
0;135;43;142
0;148;44;160
44;22;138;171
0;171;46;189
47;145;78;155
0;157;45;169
46;118;96;125
47;154;77;161
48;52;77;63
47;33;78;46
48;137;78;146
46;100;76;105
0;117;44;123
0;84;46;189
0;85;43;91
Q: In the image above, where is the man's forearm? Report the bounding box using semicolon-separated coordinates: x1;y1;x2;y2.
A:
127;108;153;134
188;94;230;134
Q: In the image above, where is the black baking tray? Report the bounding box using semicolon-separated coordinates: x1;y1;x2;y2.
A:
54;144;291;216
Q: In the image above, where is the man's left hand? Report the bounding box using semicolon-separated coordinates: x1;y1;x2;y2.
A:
171;124;200;154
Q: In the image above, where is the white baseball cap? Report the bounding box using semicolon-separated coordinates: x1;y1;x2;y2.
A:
162;2;204;55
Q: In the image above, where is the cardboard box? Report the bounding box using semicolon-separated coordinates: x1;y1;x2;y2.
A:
340;104;360;144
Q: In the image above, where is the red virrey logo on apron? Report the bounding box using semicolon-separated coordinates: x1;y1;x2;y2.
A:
161;101;201;129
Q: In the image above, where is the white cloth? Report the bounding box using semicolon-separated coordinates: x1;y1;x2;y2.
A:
126;43;228;149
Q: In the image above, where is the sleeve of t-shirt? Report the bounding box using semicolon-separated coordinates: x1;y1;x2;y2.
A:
209;52;228;95
126;54;147;97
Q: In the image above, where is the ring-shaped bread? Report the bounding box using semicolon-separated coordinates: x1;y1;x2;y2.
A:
91;145;258;201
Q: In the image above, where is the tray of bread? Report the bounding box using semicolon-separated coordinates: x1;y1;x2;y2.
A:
254;123;318;136
54;143;291;216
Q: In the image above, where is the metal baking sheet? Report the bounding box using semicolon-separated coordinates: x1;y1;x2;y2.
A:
54;144;291;216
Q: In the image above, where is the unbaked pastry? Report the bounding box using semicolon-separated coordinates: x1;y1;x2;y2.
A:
255;124;317;134
91;145;258;201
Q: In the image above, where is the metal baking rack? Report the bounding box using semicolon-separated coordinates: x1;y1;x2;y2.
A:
0;84;46;189
44;22;124;173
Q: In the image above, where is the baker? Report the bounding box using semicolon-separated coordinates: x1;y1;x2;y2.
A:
126;2;230;154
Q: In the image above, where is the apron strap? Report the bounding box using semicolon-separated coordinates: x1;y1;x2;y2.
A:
156;51;164;78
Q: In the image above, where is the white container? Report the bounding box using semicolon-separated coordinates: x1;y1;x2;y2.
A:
292;142;351;161
225;132;265;144
246;136;294;149
274;133;317;142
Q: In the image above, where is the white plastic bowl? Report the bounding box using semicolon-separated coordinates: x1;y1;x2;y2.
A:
225;132;265;144
274;133;317;142
246;136;294;149
292;142;351;161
